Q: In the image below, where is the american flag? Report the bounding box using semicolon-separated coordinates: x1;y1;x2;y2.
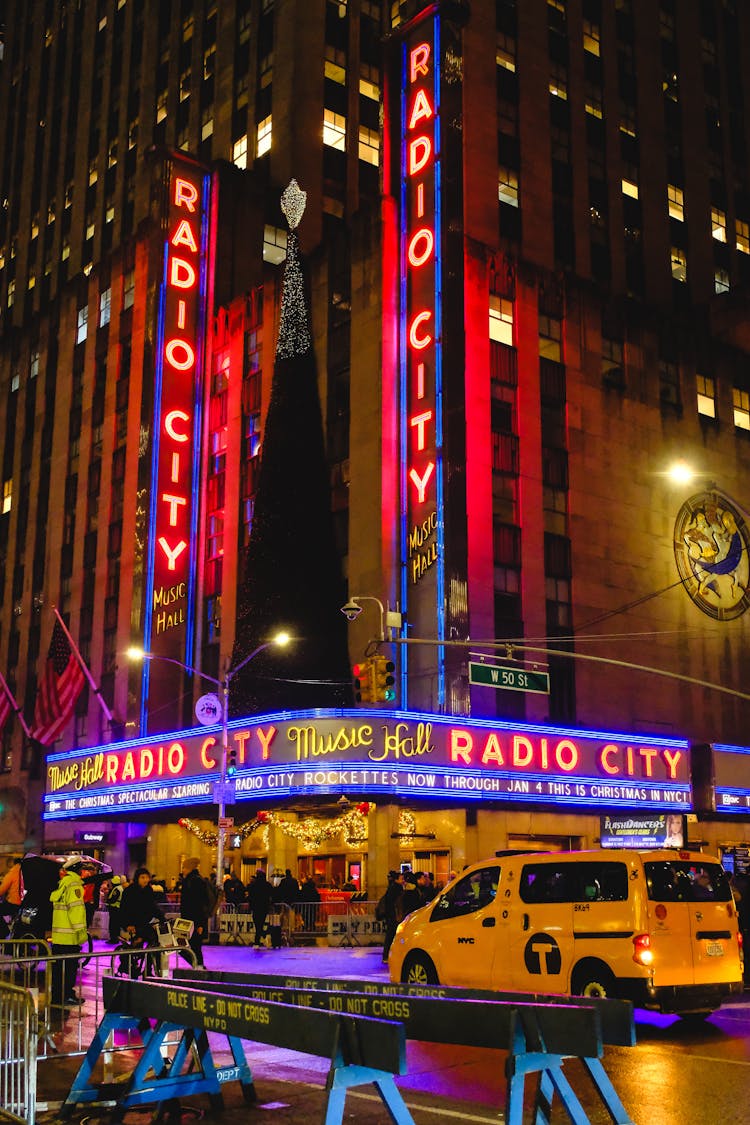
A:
31;620;85;745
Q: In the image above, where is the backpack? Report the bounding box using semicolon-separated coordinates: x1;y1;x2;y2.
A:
375;893;387;922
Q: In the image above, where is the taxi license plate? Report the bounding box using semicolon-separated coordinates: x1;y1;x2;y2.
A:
705;941;724;957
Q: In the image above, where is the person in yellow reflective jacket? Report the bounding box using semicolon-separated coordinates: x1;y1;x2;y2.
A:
49;857;88;1006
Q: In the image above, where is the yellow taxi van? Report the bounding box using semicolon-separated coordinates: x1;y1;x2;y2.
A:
388;848;744;1016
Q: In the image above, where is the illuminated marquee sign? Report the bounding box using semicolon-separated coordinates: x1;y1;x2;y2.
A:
44;710;691;818
142;156;211;726
402;24;441;591
707;743;750;813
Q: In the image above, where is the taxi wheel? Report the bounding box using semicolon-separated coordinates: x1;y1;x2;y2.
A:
401;952;438;986
572;960;616;1000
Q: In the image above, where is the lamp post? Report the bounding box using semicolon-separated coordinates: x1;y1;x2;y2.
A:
127;631;291;892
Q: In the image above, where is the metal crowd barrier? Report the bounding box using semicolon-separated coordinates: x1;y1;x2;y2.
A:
291;899;384;946
0;981;38;1125
218;902;293;946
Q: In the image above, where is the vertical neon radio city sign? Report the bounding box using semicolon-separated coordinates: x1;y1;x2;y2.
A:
142;156;211;726
400;13;444;702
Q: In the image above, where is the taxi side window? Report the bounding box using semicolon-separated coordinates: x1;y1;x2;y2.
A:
520;862;628;903
431;865;500;921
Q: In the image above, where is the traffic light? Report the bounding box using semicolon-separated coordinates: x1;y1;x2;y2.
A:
353;659;375;703
374;655;396;702
226;746;238;776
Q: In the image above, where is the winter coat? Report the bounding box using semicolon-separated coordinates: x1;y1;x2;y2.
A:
223;876;246;906
275;874;300;905
120;881;164;932
0;863;22;906
247;873;273;915
50;871;88;946
180;868;211;925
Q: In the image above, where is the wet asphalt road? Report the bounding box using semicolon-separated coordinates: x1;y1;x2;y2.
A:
36;941;750;1124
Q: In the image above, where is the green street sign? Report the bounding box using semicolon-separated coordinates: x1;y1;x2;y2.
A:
469;661;550;695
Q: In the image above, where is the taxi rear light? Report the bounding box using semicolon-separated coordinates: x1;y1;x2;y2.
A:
633;933;653;967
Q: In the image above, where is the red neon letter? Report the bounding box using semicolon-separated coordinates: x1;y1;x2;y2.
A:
158;536;188;571
408;88;434;130
201;737;217;770
174;178;198;212
410;43;430;83
165;409;190;442
449;729;473;764
256;725;277;761
410;410;433;451
172;218;199;252
162;493;187;526
407;228;434;268
409;462;435;503
165;338;196;371
170;257;197;289
409;310;433;350
409;135;432;177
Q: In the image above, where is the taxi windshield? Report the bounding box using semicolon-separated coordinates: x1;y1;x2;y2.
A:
645;860;732;903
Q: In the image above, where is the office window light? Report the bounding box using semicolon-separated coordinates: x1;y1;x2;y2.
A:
324;109;347;150
711;207;727;243
733;387;750;430
668;184;684;220
257;115;272;156
697;375;716;418
490;296;514;346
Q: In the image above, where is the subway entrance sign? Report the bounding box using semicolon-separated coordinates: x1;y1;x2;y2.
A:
469;661;550;695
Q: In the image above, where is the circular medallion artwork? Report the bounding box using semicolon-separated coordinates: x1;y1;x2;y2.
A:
673;491;750;620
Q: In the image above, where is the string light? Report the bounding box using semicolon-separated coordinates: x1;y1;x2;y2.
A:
276;179;312;360
178;806;418;851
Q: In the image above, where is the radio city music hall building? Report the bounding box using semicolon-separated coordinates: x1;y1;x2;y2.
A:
2;0;750;886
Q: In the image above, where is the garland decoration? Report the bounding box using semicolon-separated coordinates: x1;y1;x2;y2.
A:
178;801;375;850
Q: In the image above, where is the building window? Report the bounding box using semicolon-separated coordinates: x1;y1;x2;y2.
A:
539;315;562;362
697;375;716;418
715;268;730;294
263;224;287;264
497;33;516;72
601;337;624;386
88;158;98;186
257;115;272;156
180;69;191;102
76;306;88;344
489;295;514;346
123;270;135;310
711;207;727;243
659;360;680;407
549;63;567;99
671;246;687;282
498;166;519;207
585;93;603;119
7;279;15;307
30;351;39;379
622;178;638;199
668;184;684;220
733;388;750;430
359;72;380;101
323;109;347;150
358;125;379;166
583;20;600;55
325;47;347;84
232;135;248;169
156;89;168;123
201;109;214;140
736;220;750;254
99;287;111;327
2;480;12;514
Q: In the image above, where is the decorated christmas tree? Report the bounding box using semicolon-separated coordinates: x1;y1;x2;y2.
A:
230;180;353;715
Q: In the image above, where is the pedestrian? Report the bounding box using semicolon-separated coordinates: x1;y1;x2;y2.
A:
223;871;246;908
119;867;165;976
417;871;436;905
0;858;23;935
247;869;274;947
276;868;300;906
179;857;211;968
401;872;422;917
106;876;124;942
49;856;88;1007
298;876;321;902
381;870;404;964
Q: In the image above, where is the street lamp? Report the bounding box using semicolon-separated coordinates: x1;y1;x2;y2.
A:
127;631;291;892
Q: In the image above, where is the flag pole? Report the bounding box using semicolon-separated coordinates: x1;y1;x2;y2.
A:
52;605;115;723
0;670;32;737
